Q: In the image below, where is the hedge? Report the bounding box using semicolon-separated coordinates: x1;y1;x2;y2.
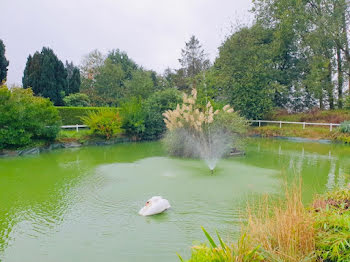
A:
56;106;118;125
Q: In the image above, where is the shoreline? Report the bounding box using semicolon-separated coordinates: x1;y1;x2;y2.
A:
0;137;134;158
1;133;340;158
250;134;333;144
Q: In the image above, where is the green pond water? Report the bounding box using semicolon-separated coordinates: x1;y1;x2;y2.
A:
0;138;350;261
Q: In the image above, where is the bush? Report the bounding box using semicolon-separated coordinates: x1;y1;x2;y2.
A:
119;97;145;140
56;106;118;125
313;188;350;261
344;93;350;109
247;183;315;262
142;88;182;140
0;86;61;149
63;93;91;107
81;109;122;139
339;121;350;133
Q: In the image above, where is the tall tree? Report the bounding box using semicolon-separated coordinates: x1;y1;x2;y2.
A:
80;49;104;99
0;40;9;84
80;49;157;106
22;47;67;105
252;0;345;110
214;25;276;119
179;35;210;78
93;58;125;106
107;49;138;80
124;70;156;99
65;61;81;95
175;35;211;91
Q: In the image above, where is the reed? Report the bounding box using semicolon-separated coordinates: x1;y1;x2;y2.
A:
246;183;316;262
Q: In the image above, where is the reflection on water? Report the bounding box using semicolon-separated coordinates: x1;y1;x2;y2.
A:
0;139;349;261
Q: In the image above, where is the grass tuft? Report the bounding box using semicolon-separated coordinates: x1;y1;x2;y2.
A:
246;183;315;262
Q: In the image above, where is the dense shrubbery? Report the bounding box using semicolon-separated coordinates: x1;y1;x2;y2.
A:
313;188;350;261
344;94;350;109
0;86;61;149
56;106;118;125
339;121;350;133
119;97;145;140
56;89;182;140
63;93;91;107
270;109;350;124
142;88;182;140
81;109;122;139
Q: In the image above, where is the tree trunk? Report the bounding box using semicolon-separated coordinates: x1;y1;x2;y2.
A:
337;46;343;108
320;92;324;110
342;7;350;93
327;59;334;109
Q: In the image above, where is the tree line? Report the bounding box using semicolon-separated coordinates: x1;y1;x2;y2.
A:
1;0;350;119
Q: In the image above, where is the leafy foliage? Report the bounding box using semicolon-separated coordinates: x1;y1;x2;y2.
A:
81;109;122;140
92;58;125;106
119;97;145;140
313;188;350;261
56;106;118;125
181;228;263;262
80;49;159;106
142;88;182;140
124;70;157;99
0;85;61;149
214;25;276;119
63;93;91;107
339;121;350;133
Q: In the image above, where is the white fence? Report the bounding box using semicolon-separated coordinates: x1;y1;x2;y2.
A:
61;124;88;132
250;120;340;131
61;120;342;132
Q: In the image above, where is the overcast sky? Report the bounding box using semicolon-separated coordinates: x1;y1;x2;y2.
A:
1;0;253;85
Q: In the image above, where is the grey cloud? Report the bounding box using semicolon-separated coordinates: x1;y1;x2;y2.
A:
1;0;252;85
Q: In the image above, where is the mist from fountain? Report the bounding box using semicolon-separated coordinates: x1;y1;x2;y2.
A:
171;127;233;172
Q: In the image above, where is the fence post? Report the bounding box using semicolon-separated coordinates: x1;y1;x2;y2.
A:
279;121;282;128
76;124;79;132
303;122;305;129
259;120;261;127
330;123;333;132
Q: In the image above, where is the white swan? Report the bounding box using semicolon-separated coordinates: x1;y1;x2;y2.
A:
138;196;171;216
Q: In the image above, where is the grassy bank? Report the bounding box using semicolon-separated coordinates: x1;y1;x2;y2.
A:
270;109;350;123
181;185;350;262
250;125;350;144
56;129;92;143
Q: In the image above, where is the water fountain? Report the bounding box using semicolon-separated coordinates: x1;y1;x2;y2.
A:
163;88;246;173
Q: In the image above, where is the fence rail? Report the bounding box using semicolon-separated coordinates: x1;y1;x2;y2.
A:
61;120;342;132
249;120;340;131
61;124;88;132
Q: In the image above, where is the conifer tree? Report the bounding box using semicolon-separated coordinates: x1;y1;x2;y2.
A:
22;47;67;105
0;40;9;84
65;61;81;95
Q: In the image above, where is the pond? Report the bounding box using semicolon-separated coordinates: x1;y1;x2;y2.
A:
0;138;349;261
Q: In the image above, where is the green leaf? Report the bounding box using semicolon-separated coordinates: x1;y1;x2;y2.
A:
201;226;217;248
